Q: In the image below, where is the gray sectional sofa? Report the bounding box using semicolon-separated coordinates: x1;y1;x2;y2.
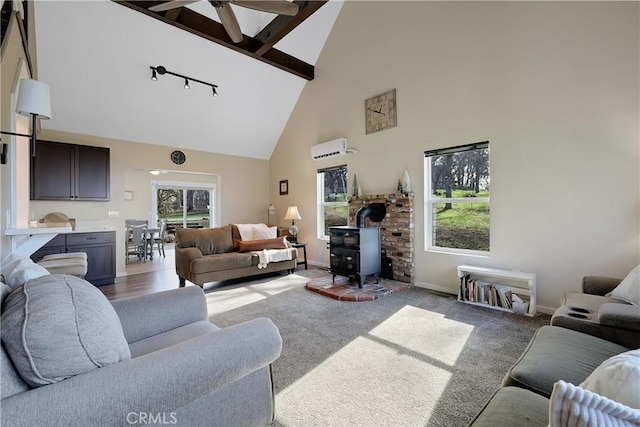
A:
470;325;634;426
1;276;283;427
470;274;640;426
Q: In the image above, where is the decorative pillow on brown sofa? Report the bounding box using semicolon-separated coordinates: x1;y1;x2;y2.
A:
176;225;234;255
237;237;288;253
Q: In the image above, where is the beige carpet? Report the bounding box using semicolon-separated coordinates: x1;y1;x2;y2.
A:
205;270;550;427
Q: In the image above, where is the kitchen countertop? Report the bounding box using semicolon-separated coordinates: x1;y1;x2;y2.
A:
5;227;115;236
65;228;115;234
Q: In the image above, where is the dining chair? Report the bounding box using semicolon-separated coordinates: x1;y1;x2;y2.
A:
125;224;147;264
153;219;167;257
125;219;148;228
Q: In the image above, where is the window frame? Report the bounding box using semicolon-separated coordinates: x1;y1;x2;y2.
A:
316;165;348;240
424;142;490;256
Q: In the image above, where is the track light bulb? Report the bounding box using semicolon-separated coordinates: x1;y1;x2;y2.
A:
212;87;218;97
151;69;157;81
184;79;190;89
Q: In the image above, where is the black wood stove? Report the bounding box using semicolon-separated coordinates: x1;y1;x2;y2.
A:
329;203;385;288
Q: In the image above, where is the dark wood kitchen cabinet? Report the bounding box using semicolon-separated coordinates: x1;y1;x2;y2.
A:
31;231;116;286
329;226;381;288
31;140;110;201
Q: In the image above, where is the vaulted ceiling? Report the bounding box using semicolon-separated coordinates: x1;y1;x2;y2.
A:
33;0;343;160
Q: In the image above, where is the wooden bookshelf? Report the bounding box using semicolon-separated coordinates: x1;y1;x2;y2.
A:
457;265;537;317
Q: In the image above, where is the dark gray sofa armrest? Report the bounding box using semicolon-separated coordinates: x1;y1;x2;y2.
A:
598;303;640;332
582;276;622;296
111;286;208;343
0;317;282;427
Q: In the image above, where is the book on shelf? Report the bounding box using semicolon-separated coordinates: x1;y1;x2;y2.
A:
459;275;515;309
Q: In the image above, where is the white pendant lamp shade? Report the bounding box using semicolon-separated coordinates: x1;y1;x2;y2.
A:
16;79;51;119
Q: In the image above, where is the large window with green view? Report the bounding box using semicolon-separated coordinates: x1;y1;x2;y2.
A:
424;142;490;254
317;165;348;239
153;182;215;233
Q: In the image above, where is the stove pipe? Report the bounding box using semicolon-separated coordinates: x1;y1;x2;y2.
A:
356;203;386;228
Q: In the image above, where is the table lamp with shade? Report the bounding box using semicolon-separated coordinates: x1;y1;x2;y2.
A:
284;206;302;242
267;204;276;224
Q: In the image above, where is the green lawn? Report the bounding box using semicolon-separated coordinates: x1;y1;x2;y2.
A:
434;203;489;230
433;189;490;250
163;211;209;222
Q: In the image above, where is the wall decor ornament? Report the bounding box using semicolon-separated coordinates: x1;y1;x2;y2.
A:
279;180;289;195
402;169;412;193
365;88;397;134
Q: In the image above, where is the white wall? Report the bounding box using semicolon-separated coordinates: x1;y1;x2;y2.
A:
270;1;640;311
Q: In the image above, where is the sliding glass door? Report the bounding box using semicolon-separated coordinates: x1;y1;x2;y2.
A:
152;181;216;231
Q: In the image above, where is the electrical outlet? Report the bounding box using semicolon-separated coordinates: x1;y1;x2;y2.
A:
108;211;120;217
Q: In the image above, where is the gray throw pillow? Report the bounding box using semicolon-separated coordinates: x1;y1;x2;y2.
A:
1;275;131;387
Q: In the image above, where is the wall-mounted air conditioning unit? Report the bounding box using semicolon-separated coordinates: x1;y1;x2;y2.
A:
311;138;347;160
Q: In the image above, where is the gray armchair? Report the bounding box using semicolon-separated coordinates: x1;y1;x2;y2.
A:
550;275;640;349
1;285;283;427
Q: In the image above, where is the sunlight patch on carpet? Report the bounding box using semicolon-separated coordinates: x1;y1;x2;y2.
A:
275;305;473;426
205;274;309;315
369;305;474;366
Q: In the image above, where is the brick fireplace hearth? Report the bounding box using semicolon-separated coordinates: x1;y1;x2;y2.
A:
347;193;415;284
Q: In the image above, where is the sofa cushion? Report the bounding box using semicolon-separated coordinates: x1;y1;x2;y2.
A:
234;223;277;241
129;320;220;358
549;380;640;427
469;386;549;427
562;291;626;310
1;275;131;387
0;254;49;289
1;281;11;305
502;325;629;398
237;237;288;253
177;225;234;255
191;252;254;274
607;265;640;306
1;344;30;399
579;349;640;409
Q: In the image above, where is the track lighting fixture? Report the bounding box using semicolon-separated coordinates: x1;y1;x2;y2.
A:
149;65;218;97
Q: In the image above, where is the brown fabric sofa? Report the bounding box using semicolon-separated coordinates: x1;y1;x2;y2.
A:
175;225;297;287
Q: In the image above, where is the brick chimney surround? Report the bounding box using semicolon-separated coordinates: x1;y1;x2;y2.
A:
347;193;415;284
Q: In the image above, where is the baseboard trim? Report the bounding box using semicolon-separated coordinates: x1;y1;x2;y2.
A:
414;280;456;296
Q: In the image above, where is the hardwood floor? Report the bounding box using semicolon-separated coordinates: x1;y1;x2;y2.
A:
99;244;187;300
99;245;312;301
98;267;188;300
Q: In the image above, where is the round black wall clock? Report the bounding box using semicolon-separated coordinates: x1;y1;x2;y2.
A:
170;150;186;165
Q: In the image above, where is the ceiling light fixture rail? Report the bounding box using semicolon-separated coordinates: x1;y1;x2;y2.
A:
150;65;218;96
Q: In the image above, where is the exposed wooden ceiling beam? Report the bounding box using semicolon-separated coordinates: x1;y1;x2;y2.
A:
114;1;323;80
250;1;328;57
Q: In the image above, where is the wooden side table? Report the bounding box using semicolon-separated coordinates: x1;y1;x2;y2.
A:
291;242;308;269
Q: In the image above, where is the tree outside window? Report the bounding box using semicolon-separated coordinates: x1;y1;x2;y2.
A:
425;143;490;253
317;165;348;238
